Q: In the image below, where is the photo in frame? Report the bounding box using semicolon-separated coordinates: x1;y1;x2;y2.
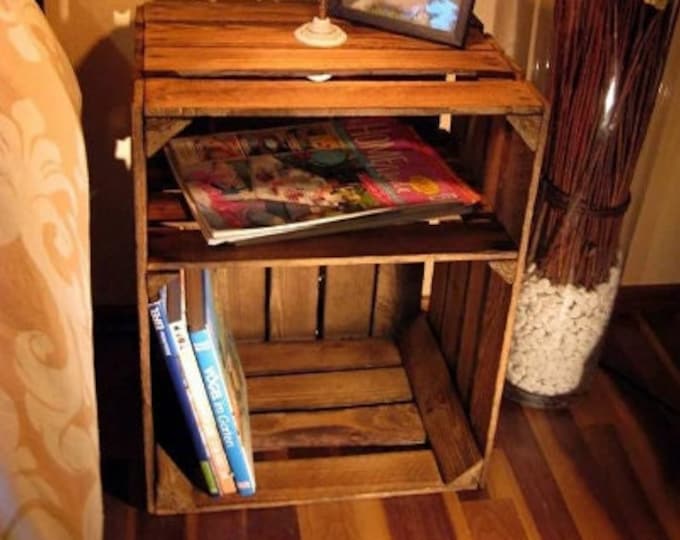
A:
330;0;476;47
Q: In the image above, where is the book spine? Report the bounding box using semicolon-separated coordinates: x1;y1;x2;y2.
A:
148;300;220;497
190;328;256;496
168;320;237;495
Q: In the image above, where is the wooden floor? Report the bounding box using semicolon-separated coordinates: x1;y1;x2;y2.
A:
98;294;680;540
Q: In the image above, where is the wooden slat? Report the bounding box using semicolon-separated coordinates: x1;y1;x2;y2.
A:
213;267;266;342
156;447;444;512
145;21;476;51
398;315;482;484
143;1;491;53
372;264;423;337
456;262;489;404
482;116;511;209
269;267;319;340
323;265;375;338
147;221;518;269
144;0;319;23
427;262;450;337
495;127;535;246
145;49;513;78
469;270;512;453
250;403;426;451
247;367;412;412
440;262;471;374
132;76;156;514
239;338;401;376
145;80;543;117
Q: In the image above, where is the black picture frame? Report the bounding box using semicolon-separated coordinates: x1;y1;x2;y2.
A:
330;0;475;48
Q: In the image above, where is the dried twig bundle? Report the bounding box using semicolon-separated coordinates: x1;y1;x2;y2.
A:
530;0;679;288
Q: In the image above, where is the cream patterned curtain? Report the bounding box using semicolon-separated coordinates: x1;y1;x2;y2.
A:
0;1;102;539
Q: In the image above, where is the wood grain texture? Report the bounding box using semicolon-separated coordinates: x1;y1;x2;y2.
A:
494;126;535;246
398;315;482;484
383;494;458;540
269;266;318;340
524;408;623;540
156;449;444;512
485;450;542;540
238;338;401;376
133;78;156;514
146;220;518;269
481;117;511;209
246;507;301;540
213;266;266;342
247;367;412;412
462;498;528;540
456;262;489;404
495;401;581;540
250;404;426;451
426;262;449;337
595;372;680;540
145;80;543;117
582;425;670;540
440;262;471;374
297;499;392;540
372;263;423;337
140;0;511;78
143;0;488;57
144;20;489;52
323;265;375;338
469;270;512;452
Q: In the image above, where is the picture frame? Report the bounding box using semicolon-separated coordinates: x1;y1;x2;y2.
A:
330;0;476;47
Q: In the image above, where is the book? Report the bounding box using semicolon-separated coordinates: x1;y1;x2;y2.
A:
185;268;256;496
148;287;220;497
165;272;237;495
164;117;481;245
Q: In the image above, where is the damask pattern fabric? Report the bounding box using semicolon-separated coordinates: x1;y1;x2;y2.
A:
0;1;102;538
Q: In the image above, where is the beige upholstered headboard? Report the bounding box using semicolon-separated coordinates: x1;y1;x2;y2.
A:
0;1;102;538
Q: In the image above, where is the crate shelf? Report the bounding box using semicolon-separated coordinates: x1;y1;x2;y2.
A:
133;0;547;514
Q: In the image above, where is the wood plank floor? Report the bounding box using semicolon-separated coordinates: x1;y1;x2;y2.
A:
97;298;680;540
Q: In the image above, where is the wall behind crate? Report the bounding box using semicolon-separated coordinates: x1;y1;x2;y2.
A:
44;0;680;307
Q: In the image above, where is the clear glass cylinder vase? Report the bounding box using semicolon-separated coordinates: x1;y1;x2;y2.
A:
504;262;621;408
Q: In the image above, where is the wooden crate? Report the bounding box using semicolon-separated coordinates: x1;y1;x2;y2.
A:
133;0;548;514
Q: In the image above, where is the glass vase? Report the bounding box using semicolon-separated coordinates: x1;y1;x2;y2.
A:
504;262;621;408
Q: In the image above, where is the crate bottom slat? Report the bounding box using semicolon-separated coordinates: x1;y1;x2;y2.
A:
250;403;427;452
155;447;445;513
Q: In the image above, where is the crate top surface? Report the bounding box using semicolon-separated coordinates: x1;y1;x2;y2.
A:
137;0;523;79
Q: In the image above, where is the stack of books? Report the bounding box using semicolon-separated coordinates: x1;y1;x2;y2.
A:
164;117;481;246
148;269;256;497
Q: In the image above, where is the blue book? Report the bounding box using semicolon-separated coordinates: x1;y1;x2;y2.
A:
185;268;256;496
148;287;219;497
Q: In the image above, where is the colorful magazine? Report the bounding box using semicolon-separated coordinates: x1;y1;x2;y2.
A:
165;118;480;245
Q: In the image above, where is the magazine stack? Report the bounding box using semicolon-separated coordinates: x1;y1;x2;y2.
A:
148;268;256;497
164;117;481;245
